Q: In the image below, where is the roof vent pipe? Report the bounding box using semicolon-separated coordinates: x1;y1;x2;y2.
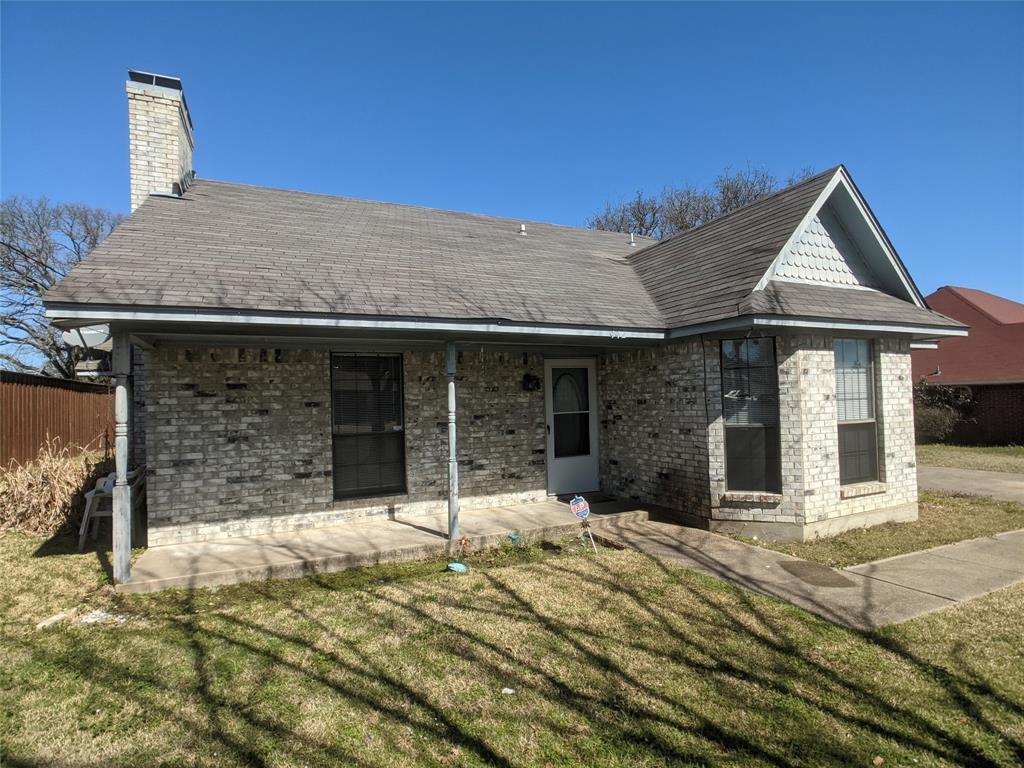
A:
520;224;527;236
630;232;635;247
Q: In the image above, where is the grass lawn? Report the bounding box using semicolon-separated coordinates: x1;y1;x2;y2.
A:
917;443;1024;474
2;532;1023;767
740;491;1024;568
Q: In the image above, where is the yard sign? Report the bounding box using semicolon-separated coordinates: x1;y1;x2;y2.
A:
570;495;598;553
570;495;590;519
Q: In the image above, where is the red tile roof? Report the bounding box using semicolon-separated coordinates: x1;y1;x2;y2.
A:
912;287;1024;385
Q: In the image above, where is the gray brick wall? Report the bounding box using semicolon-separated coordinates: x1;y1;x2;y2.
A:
142;335;918;546
143;346;547;545
598;340;712;517
131;345;147;467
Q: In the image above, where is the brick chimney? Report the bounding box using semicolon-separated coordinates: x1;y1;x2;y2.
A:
126;70;194;212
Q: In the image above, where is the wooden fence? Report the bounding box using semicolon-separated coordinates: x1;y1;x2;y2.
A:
0;371;114;467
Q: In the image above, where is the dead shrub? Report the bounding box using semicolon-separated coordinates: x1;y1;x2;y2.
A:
0;438;113;537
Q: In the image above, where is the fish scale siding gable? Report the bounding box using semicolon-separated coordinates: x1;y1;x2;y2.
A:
774;207;879;288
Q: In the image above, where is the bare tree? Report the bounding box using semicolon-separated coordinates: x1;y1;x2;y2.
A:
1;196;123;377
589;191;663;238
590;165;817;240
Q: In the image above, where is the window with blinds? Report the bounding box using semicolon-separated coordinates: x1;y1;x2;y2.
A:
721;338;781;492
330;353;406;499
834;339;878;484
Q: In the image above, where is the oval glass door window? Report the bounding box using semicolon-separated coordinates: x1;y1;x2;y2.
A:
552;367;590;457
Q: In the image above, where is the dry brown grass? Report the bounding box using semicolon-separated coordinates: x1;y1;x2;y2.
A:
2;534;1022;767
739;491;1024;568
0;438;112;537
917;444;1024;474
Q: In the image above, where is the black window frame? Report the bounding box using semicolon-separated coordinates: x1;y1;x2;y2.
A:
720;338;782;494
330;352;407;500
833;338;879;485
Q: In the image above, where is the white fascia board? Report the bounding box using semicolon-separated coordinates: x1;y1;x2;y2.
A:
753;168;924;308
910;341;939;350
749;316;967;337
44;306;666;341
665;317;755;338
658;313;967;340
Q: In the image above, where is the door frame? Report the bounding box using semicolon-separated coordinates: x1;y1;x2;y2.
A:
543;357;600;496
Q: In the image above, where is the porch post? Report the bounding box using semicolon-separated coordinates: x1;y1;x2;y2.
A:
111;330;133;584
445;342;460;542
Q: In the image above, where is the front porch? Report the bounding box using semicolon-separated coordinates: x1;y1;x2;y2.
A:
94;322;924;586
120;497;657;592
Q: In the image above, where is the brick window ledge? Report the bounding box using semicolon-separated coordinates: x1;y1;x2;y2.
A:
720;490;783;505
839;481;888;500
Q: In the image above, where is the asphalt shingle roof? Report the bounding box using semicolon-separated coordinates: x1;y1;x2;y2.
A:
740;282;964;328
45;180;664;329
627;168;839;328
45;169;963;333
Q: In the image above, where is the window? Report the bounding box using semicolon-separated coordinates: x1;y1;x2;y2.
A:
551;367;590;458
834;339;878;485
721;338;781;493
330;353;406;499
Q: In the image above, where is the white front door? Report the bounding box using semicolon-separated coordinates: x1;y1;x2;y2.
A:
544;358;600;495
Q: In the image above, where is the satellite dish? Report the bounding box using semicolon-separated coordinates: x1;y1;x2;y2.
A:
62;325;112;351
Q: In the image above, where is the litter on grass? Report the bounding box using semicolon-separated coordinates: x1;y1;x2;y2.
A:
78;609;127;625
447;562;470;574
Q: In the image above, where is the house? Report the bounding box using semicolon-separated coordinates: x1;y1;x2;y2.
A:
912;287;1024;444
44;71;966;584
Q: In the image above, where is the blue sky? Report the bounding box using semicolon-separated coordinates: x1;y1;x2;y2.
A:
2;1;1022;301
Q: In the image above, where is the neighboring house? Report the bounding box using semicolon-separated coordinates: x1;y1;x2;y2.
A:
912;287;1024;444
44;72;965;583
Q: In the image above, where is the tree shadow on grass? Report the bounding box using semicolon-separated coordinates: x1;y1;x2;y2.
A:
30;530;115;585
7;544;1024;767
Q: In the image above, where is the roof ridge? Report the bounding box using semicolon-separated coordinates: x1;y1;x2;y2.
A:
627;165;841;259
188;178;658;244
942;285;1024;325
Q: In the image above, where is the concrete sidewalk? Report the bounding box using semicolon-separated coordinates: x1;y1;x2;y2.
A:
596;522;1024;630
122;499;653;593
918;465;1024;503
847;529;1024;601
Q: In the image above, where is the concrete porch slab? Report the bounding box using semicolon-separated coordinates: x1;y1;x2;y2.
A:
120;499;654;593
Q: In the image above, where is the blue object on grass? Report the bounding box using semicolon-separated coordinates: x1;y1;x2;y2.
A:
508;533;524;544
447;562;470;573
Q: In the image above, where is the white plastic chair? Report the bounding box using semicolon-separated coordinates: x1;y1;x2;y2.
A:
78;467;146;552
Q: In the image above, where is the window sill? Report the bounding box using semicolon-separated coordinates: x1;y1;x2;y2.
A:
720;491;783;505
839;481;887;500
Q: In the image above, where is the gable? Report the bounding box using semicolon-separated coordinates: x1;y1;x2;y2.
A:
757;168;924;306
772;205;880;288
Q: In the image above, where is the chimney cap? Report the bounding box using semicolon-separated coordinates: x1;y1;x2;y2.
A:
128;69;183;91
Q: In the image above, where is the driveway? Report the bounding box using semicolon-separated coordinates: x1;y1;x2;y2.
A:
596;521;1024;630
918;465;1024;504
